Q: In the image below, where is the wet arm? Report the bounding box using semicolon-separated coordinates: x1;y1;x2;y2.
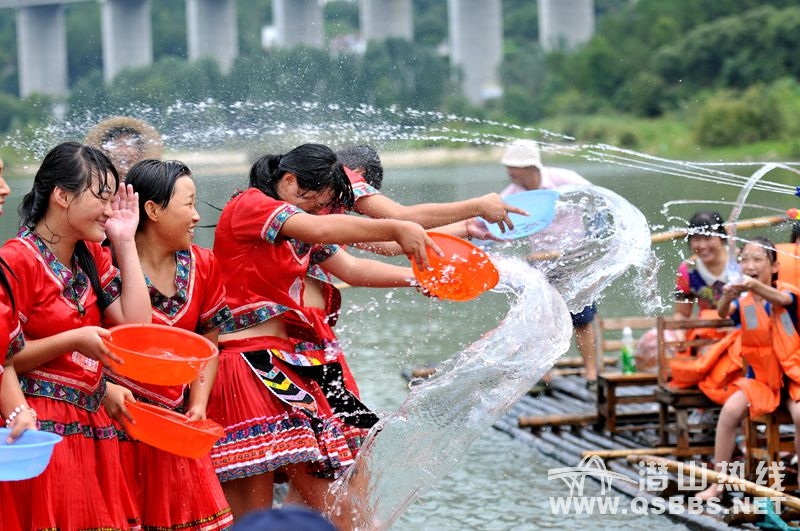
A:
355;193;522;229
0;360;30;418
281;212;439;268
743;277;794;307
104;239;151;324
186;329;219;419
12;327;118;374
320;250;415;288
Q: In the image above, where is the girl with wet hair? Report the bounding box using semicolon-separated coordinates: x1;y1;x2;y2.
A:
697;236;800;501
248;142;355;213
113;158;234;530
0;141;151;530
208;142;438;523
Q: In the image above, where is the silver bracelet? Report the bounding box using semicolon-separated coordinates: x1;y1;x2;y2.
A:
5;404;37;427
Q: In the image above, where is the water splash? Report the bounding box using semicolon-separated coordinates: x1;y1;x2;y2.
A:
325;258;573;529
0;100;574;163
527;185;662;314
326;186;662;527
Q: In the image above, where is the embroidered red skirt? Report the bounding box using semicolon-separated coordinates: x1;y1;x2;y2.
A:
117;437;233;530
1;394;141;530
206;336;369;483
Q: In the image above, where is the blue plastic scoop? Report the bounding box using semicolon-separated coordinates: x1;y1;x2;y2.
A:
481;189;560;240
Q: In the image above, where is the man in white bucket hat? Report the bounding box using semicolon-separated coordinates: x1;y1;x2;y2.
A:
499;140;600;391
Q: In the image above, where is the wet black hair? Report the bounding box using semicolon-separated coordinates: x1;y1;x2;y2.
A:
687;210;727;240
0;259;15;314
336;145;384;190
745;236;778;284
249;143;354;212
125;159;192;232
19;141;120;310
791;221;800;244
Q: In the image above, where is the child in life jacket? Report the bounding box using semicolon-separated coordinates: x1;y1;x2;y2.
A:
697;237;800;501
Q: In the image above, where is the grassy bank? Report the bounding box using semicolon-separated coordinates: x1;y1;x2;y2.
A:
538;114;800;163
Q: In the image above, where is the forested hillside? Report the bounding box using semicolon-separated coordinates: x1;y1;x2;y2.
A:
0;0;798;153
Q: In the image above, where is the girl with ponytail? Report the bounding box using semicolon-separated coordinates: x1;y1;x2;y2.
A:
209;143;439;524
0;141;151;530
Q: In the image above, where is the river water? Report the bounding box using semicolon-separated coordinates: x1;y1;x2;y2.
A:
2;156;798;529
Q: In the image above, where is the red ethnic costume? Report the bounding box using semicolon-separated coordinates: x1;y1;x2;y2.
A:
0;283;24;394
108;245;233;530
0;227;140;530
208;189;374;483
0;281;26;531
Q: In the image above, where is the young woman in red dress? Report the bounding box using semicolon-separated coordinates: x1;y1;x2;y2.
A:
0;155;35;443
0;141;151;530
208;143;437;525
0;156;36;531
113;159;233;529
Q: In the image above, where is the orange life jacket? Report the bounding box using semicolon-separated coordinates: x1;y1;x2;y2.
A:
776;243;800;289
669;328;742;405
734;283;799;416
674;308;729;358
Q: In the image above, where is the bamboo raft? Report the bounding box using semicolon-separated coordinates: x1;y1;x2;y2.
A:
495;373;800;530
402;360;798;529
398;215;798;528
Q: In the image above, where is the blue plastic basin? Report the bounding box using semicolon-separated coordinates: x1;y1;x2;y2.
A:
0;428;62;481
481;189;560;240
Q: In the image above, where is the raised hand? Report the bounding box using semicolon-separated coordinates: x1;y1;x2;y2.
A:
104;183;139;244
478;193;527;232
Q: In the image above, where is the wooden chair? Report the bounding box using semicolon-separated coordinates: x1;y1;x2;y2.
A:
745;408;795;485
655;316;734;456
595;315;659;433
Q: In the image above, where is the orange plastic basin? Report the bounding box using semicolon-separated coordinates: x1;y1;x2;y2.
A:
103;323;217;386
121;402;225;459
412;232;499;302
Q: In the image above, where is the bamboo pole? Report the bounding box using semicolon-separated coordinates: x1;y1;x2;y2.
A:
627;454;800;511
529;215;788;262
582;447;679;459
518;412;598;428
650;215;787;244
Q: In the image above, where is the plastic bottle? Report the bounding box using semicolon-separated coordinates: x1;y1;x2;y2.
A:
725;255;744;285
620;326;636;374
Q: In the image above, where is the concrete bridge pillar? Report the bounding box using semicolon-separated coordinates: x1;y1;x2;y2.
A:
447;0;503;104
101;0;152;82
187;0;238;73
360;0;412;42
272;0;324;48
538;0;594;51
16;4;68;97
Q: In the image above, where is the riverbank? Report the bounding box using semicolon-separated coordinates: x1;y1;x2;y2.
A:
169;146;504;176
